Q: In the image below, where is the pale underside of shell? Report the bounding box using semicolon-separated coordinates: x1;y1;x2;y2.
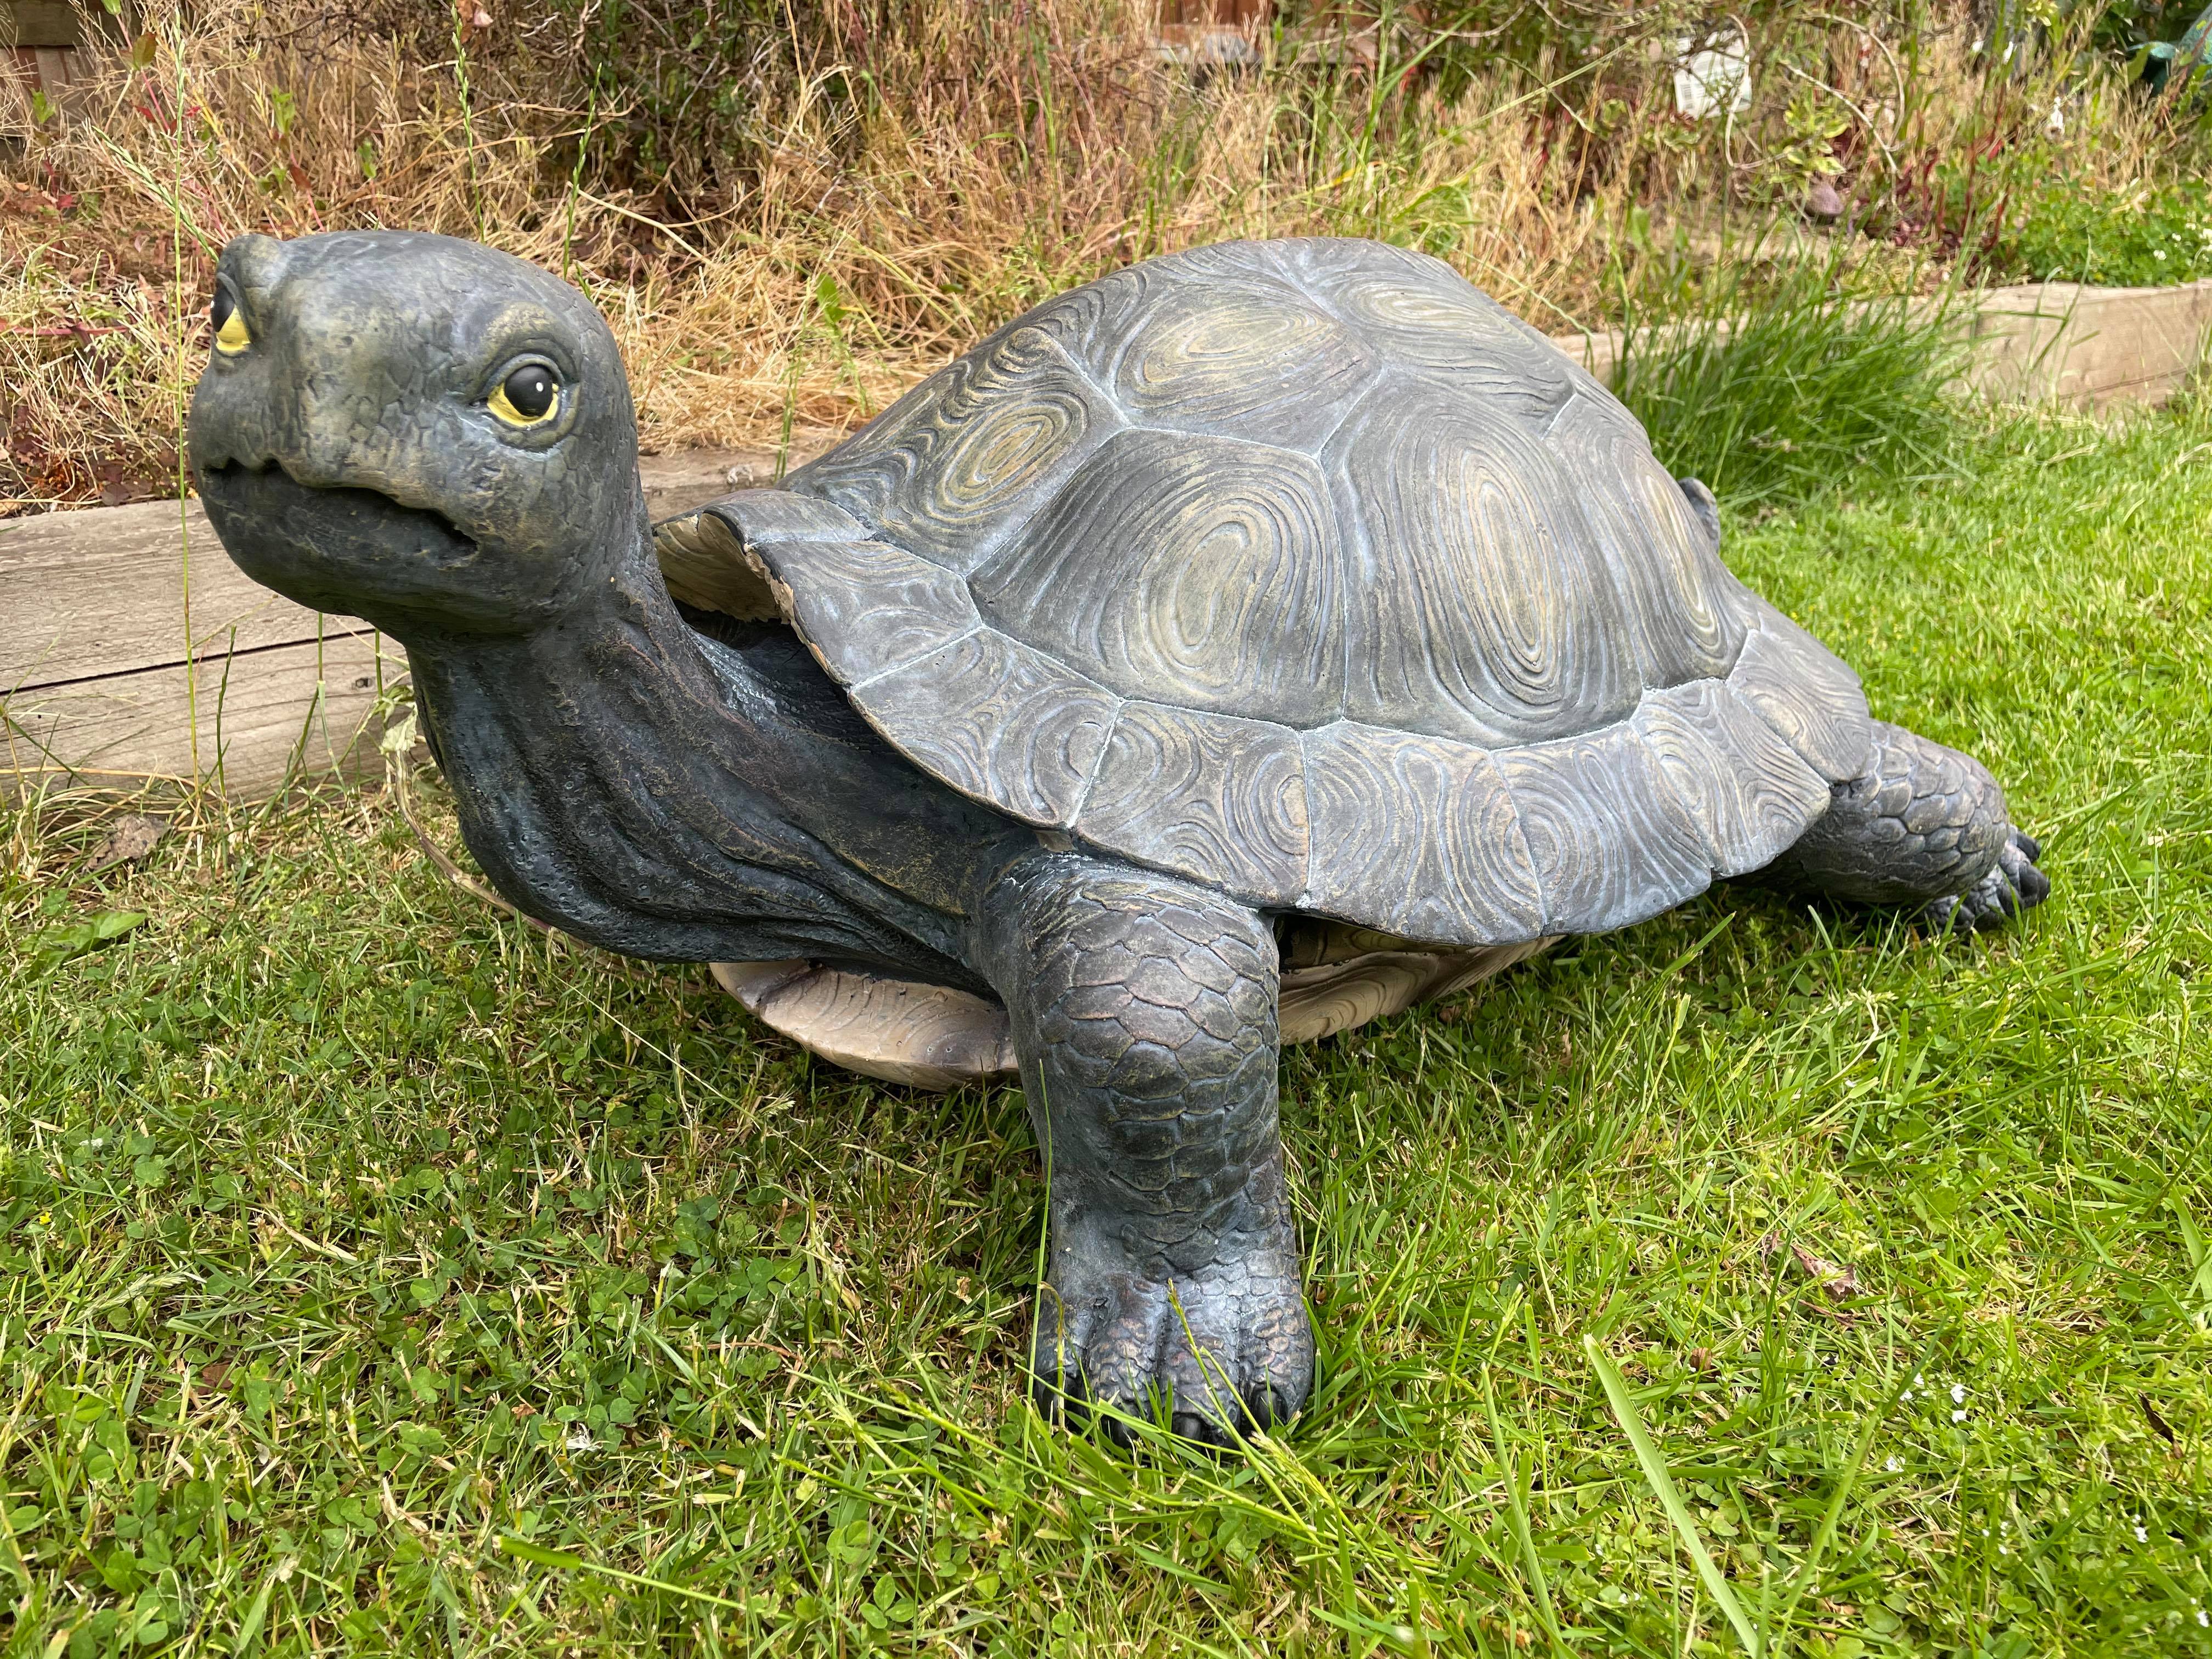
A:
659;236;1874;948
712;929;1556;1091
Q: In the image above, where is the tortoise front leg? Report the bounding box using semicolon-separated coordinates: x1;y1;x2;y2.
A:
1758;720;2051;934
976;852;1314;1445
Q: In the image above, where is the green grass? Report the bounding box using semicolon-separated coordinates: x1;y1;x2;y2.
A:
1615;257;1970;512
4;404;2211;1656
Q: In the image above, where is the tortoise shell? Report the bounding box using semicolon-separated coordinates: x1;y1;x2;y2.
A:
663;237;1871;947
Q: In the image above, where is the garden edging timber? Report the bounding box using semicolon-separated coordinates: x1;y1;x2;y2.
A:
5;277;2207;800
2;448;810;799
1554;276;2212;410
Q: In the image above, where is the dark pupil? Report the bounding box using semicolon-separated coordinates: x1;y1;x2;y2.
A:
211;288;234;333
504;366;555;420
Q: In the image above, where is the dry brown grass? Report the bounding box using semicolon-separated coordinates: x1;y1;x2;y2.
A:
2;0;2202;513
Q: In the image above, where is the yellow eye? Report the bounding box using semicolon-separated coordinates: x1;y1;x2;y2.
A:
489;364;560;428
212;288;250;355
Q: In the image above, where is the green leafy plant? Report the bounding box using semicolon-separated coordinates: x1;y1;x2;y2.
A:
1995;176;2212;284
29;909;145;969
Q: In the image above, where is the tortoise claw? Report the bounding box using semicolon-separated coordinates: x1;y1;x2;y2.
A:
1925;827;2050;935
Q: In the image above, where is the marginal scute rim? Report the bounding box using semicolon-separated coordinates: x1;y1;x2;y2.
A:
701;511;1859;938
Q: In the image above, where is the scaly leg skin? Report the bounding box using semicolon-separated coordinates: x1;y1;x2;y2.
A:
975;852;1314;1447
1761;720;2052;934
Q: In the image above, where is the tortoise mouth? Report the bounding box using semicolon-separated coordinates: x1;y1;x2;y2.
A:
196;457;490;627
198;458;477;556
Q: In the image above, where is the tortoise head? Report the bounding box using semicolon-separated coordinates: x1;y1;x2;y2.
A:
189;230;642;639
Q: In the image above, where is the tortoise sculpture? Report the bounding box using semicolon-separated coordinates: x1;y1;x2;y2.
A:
189;230;2050;1444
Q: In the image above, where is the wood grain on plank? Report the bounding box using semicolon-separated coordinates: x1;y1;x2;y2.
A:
0;450;791;692
1563;279;2212;411
4;2;87;46
0;499;353;691
1971;281;2212;409
3;629;400;795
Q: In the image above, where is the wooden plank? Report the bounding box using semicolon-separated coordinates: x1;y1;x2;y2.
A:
0;449;792;695
4;629;402;796
637;445;790;519
0;499;355;692
0;446;808;794
1969;281;2212;410
1558;278;2212;410
3;3;85;47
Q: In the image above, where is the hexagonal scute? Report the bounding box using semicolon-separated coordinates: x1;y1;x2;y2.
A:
1726;596;1875;785
1073;701;1311;907
1493;722;1715;935
970;428;1352;729
1328;378;1643;747
1630;679;1832;876
848;629;1121;829
1102;272;1381;452
1300;721;1545;944
1281;238;1585;431
1544;395;1748;689
784;324;1124;575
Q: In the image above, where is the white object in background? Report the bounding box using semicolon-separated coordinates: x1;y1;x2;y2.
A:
2045;99;2064;137
1675;30;1753;119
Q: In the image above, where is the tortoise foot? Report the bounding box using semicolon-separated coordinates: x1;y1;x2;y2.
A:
1031;1223;1313;1449
1925;827;2051;935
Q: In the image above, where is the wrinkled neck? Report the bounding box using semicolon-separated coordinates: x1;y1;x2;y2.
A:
400;527;1013;989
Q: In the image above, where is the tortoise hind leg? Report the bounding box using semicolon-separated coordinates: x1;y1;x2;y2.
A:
975;852;1313;1446
1760;720;2051;934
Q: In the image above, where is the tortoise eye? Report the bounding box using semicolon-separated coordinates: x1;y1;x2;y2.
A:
211;287;250;355
489;363;559;427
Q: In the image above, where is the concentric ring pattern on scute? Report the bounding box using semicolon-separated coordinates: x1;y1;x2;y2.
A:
707;236;1873;944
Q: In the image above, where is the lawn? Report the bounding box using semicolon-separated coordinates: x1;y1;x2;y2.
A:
3;404;2209;1656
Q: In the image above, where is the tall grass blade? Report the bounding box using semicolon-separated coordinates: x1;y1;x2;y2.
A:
1585;1334;1762;1656
1482;1373;1570;1656
495;1535;750;1611
1615;229;1970;511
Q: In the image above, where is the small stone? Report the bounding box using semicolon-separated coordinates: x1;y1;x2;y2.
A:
1805;179;1846;222
84;813;166;872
